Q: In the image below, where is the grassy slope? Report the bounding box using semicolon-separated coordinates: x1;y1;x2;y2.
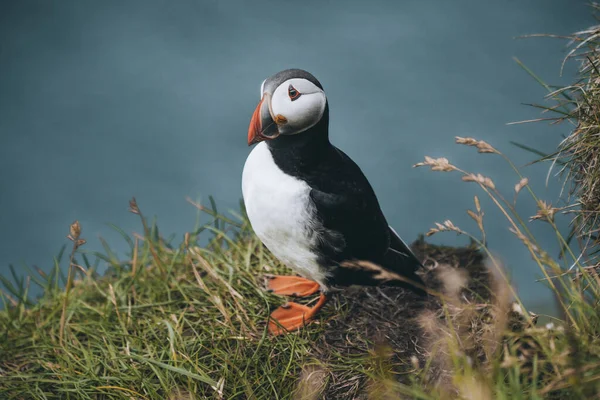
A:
0;200;599;399
0;200;459;399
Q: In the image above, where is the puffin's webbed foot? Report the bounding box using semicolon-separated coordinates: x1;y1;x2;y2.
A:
265;275;320;297
268;293;328;335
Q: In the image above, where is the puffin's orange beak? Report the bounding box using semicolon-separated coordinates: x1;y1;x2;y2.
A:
248;98;265;146
248;94;280;146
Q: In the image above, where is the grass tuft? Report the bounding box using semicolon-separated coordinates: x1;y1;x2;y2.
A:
512;3;600;266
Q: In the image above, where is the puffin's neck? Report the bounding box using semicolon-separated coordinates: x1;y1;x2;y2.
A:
266;103;331;175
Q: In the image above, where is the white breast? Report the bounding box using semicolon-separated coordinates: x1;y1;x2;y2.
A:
242;142;328;287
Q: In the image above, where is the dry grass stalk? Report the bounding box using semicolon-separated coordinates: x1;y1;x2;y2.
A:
59;220;86;346
462;174;496;190
426;220;463;237
530;200;561;223
413;156;456;172
417;260;512;398
514;177;529;195
524;13;600;263
455;136;499;154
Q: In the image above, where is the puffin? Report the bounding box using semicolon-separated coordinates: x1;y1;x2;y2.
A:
242;69;426;335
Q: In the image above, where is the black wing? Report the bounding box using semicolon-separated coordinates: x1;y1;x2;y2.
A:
307;147;424;293
310;185;390;265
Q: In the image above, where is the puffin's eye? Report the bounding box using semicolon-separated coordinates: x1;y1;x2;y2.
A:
288;85;301;101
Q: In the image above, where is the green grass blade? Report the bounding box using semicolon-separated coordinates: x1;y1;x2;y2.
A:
129;354;218;388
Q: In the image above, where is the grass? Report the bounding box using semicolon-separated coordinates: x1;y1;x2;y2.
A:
0;193;503;399
510;3;600;266
0;194;473;398
0;198;327;399
411;139;600;399
4;6;600;399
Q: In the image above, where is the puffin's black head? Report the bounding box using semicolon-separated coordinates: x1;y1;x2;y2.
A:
248;69;328;146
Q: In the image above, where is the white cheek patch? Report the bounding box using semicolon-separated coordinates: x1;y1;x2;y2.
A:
274;93;326;133
270;78;326;135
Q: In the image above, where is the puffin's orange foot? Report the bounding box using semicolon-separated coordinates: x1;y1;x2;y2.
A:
268;293;328;335
265;275;320;297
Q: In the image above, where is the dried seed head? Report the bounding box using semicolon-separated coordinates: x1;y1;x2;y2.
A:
427;220;463;236
474;195;481;213
530;200;559;223
462;174;476;183
462;173;496;189
69;221;81;241
467;196;485;234
476;140;497;154
129;197;140;214
467;210;483;228
443;220;458;230
455;136;479;146
340;259;409;283
467;209;478;221
455;136;498;154
426;228;439;237
413;156;456;172
514;177;529;195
